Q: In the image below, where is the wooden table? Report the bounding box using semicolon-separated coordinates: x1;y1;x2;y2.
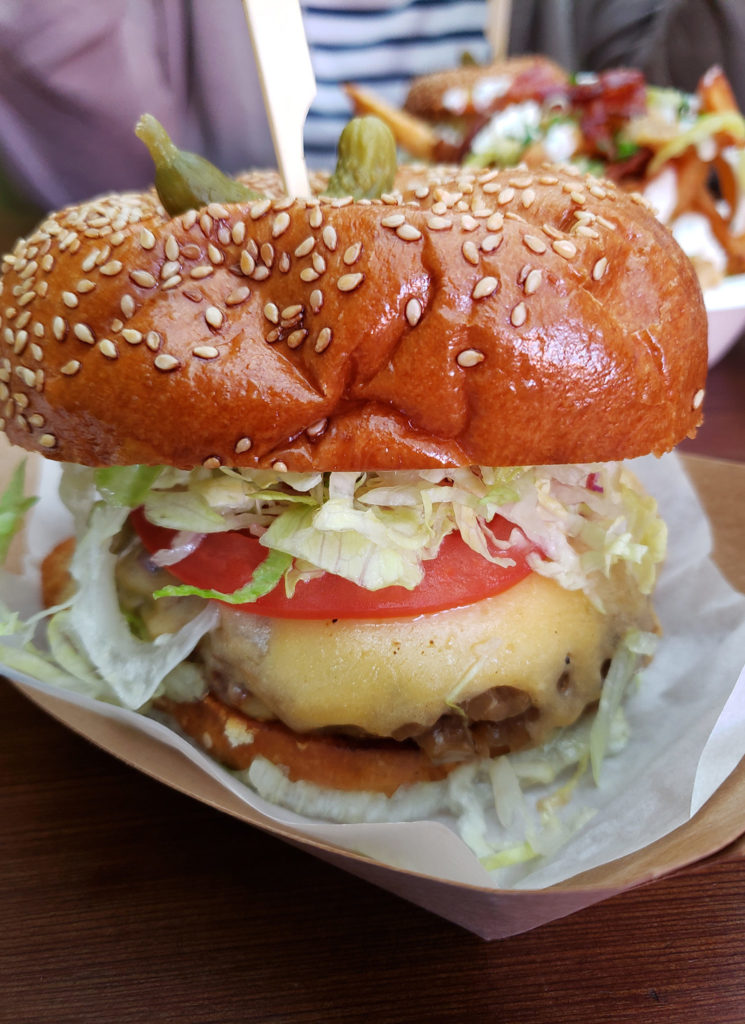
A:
3;337;745;1024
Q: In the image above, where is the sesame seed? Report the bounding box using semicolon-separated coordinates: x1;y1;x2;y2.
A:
381;214;406;229
592;256;608;281
120;294;136;318
187;267;213;283
481;234;502;254
231;222;246;245
199;214;213;236
497;188;515;205
693;388;705;410
343;242;362;265
314;327;332;353
264;303;280;324
588;185;607;200
139;228;156;250
181;243;201;259
309;207;323;228
99;260;123;277
457;348;484;367
181;210;198;230
234;437;253;454
552;239;577;260
472;276;498;300
130;269;156;288
462;241;480;265
310;289;323;313
122;329;143;345
337;272;364;293
522;188;536;208
300;268;319;282
312;252;326;274
52;317;68;341
39;433;57;449
281;304;303;321
13;391;28;408
511;302;528;327
575;225;601;239
98;339;118;359
73;324;95;344
13;331;27;355
154;353;180;371
207;243;224;265
305;417;329;441
226;286;250;306
265;328;281;344
295;236;315;258
460;215;479;232
41;254;54;272
542;223;564;241
597;216;617;231
160;261;179;280
287;329;307;349
486;212;504;231
193;345;220;359
322;226;338;251
207;202;229;219
62;292;79;308
260;243;275;268
397;223;422;242
202;456;221;469
523;234;547;255
272;460;288;472
250;199;272;220
145;331;162;352
30;343;43;362
524;269;542;295
252;266;270;282
272;212;291;238
405;298;422;327
427;215;452;231
205;306;224;329
240;251;256;276
28;413;44;427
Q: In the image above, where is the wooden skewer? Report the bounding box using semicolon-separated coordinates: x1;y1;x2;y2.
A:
241;0;316;197
486;0;512;60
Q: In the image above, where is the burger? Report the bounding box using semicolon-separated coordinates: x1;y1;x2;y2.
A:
0;127;708;852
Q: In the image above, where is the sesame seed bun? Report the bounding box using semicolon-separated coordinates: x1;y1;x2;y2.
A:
403;54;570;123
0;163;706;471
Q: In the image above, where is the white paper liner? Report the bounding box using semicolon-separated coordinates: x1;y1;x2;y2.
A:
2;452;744;891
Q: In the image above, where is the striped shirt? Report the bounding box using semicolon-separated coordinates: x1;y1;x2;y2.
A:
302;0;490;164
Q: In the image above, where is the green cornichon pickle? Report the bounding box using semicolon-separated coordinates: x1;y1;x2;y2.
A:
135;113;264;215
324;116;397;200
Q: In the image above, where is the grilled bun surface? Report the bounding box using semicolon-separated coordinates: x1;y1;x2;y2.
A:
0;163;706;470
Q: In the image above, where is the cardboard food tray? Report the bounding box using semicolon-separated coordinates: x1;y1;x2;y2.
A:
4;451;745;939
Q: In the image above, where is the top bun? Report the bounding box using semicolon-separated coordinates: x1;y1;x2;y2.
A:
0;162;707;471
404;55;570;123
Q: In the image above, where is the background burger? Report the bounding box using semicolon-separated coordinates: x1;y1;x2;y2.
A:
0;117;707;853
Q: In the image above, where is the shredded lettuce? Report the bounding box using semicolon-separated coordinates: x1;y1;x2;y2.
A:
89;460;668;608
153;547;293;604
0;461;37;563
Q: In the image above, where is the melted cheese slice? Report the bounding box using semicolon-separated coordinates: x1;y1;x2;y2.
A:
204;574;649;740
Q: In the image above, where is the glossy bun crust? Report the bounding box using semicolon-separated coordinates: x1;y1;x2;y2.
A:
403;54;570;122
0;163;707;471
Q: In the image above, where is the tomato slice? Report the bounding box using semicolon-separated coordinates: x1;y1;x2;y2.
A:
131;508;536;620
